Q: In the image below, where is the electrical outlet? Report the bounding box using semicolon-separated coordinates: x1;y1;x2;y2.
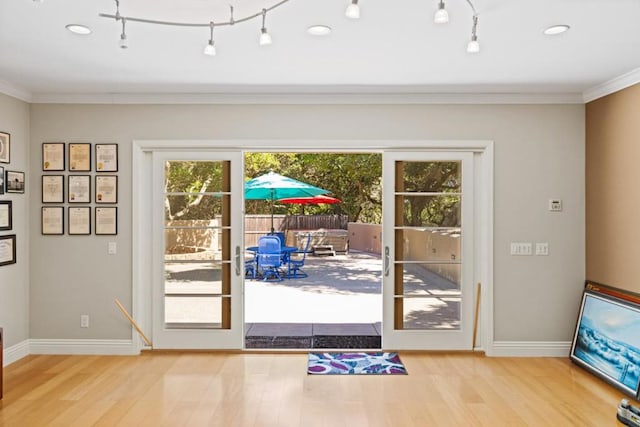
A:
108;242;117;255
549;199;563;212
80;314;89;328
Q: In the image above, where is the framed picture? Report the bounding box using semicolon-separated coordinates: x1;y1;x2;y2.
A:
0;234;16;266
95;207;117;235
68;175;91;203
95;175;117;203
68;143;91;171
42;175;64;203
0;201;12;231
41;206;64;235
570;290;640;398
0;132;9;163
6;170;25;193
68;207;91;235
95;144;118;172
0;165;4;194
42;142;65;171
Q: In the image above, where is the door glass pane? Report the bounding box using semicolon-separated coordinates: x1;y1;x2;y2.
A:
394;160;464;331
164;160;231;330
397;296;461;330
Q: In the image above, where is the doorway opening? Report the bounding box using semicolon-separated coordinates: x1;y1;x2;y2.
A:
243;152;383;349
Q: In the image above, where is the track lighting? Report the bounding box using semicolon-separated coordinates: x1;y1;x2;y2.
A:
259;9;273;46
345;0;360;19
434;1;449;24
98;0;483;56
466;15;479;53
119;18;128;49
204;22;216;56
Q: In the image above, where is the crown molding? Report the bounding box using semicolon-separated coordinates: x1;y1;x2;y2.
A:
583;67;640;103
31;91;584;105
0;79;33;103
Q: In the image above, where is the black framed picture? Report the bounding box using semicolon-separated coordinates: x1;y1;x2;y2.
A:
41;206;64;235
42;175;64;203
0;165;4;194
95;207;117;235
42;142;66;171
95;143;118;172
68;207;91;235
95;175;117;203
570;290;640;399
6;170;25;193
0;234;16;266
68;175;91;203
0;200;12;231
68;143;91;172
0;132;9;164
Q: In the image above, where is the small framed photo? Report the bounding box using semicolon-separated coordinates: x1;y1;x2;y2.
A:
68;207;91;235
95;207;117;235
95;144;118;172
68;175;91;203
41;206;64;235
0;132;9;164
42;142;65;171
0;234;16;266
0;200;12;231
68;143;91;172
42;175;64;203
95;175;117;203
0;165;4;194
6;170;25;193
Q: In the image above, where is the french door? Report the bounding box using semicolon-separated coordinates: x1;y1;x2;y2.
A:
151;151;243;349
382;151;475;350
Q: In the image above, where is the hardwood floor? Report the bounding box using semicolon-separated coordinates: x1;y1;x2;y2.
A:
0;352;628;426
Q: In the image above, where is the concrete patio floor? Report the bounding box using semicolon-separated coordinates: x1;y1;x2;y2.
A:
244;251;383;324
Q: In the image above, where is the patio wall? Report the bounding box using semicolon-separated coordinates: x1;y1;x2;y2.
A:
348;223;382;254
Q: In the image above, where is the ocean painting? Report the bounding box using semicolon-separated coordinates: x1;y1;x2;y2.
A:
571;292;640;396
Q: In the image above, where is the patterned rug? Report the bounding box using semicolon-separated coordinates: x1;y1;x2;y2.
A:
307;352;407;375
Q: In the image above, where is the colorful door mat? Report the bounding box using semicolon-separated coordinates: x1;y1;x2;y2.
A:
307;352;407;375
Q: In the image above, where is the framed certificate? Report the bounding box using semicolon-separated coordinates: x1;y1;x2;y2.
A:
95;175;117;203
41;206;64;235
42;143;65;171
0;201;12;231
95;207;117;235
42;175;64;203
68;175;91;203
0;132;9;164
0;234;16;266
68;207;91;235
95;144;118;172
68;143;91;171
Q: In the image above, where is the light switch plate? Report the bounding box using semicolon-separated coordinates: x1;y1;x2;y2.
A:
108;242;117;255
535;243;549;256
510;242;532;255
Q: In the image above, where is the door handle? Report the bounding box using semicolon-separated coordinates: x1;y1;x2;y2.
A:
235;246;241;276
384;246;390;277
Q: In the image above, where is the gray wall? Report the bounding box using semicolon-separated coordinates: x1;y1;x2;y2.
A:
0;93;30;349
28;103;585;343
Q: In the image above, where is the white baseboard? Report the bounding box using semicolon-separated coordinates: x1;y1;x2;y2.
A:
29;339;138;356
490;341;572;357
3;340;30;367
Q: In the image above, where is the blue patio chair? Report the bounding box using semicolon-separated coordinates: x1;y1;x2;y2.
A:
245;253;257;279
257;235;284;281
288;233;311;278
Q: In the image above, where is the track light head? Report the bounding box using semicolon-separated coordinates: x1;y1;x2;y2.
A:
260;9;273;45
119;18;128;49
204;22;216;55
434;1;449;24
345;0;360;19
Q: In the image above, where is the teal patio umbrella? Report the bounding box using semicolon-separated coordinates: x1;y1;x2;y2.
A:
244;171;329;232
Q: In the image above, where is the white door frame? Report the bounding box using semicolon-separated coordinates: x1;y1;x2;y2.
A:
132;139;494;354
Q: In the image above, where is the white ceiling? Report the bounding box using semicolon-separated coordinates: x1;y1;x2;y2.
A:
1;0;639;101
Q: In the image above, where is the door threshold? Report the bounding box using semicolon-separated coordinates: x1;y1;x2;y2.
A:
245;322;382;349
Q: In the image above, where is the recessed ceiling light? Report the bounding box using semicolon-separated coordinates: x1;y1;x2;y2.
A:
66;24;92;35
307;25;332;36
543;24;570;36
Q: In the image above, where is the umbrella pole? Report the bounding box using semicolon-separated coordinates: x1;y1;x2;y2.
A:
270;193;275;234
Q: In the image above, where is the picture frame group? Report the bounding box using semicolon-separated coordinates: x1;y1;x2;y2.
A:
570;284;640;399
42;142;118;172
41;206;117;236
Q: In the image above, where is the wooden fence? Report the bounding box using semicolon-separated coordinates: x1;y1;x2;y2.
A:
244;214;349;247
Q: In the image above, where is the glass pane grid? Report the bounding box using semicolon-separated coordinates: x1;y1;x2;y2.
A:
165;192;231;196
395;191;462;196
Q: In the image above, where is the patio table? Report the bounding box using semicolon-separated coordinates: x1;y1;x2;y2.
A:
246;245;299;278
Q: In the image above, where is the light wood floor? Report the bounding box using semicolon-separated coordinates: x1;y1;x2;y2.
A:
0;352;628;426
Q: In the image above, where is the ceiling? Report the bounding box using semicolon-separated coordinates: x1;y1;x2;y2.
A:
1;0;639;101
